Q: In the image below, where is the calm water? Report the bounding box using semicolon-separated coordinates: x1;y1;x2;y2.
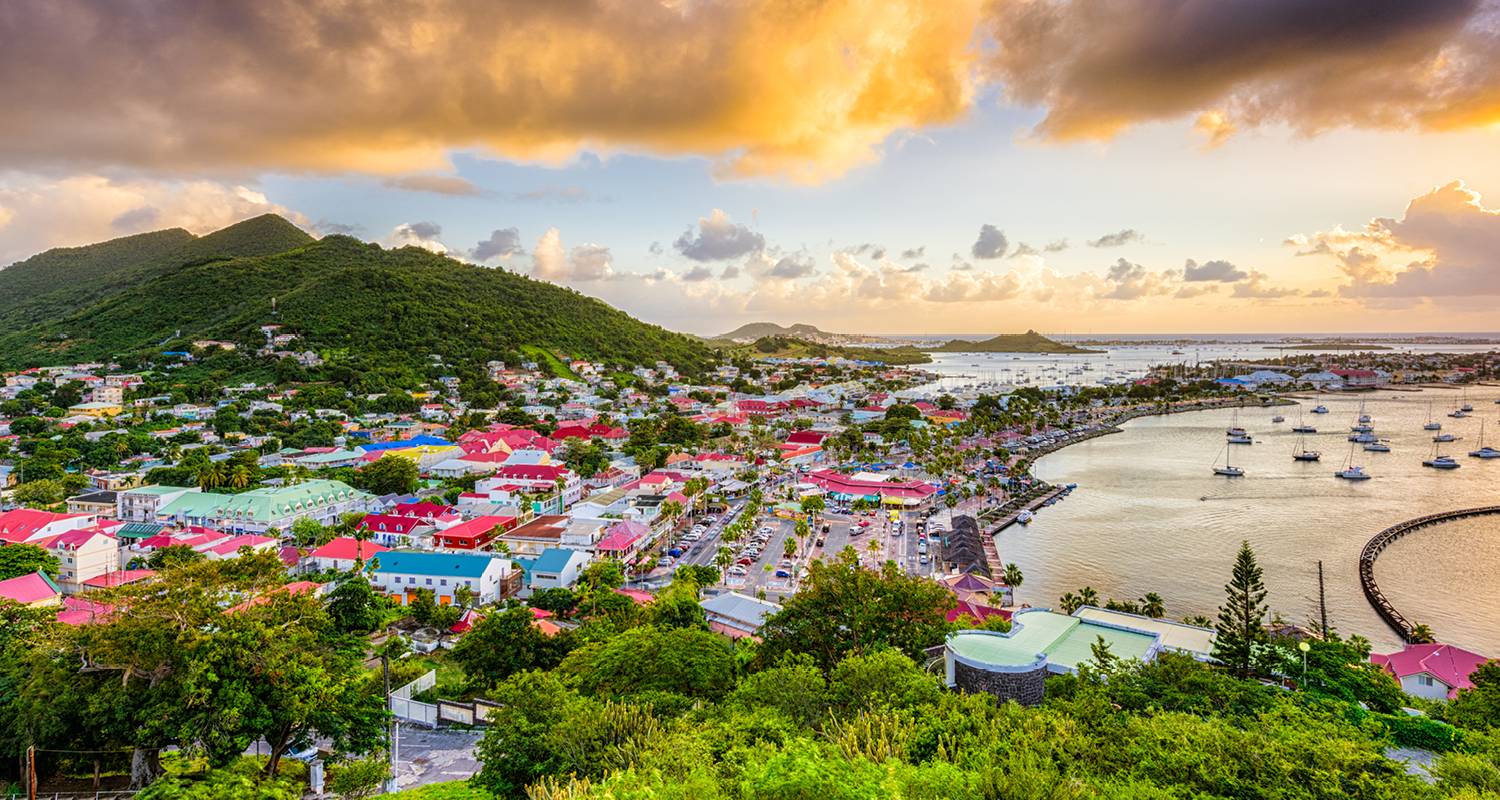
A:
1020;387;1500;654
917;343;1499;391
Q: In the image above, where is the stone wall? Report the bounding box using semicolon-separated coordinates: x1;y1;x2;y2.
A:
953;659;1047;706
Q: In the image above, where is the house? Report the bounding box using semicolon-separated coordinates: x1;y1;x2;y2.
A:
306;537;390;572
357;514;429;547
1331;368;1381;390
35;528;120;593
594;519;652;562
701;591;782;639
0;509;98;544
0;571;62;607
154;480;372;533
1372;643;1494;701
369;550;516;605
117;485;201;523
514;547;591;596
432;515;518;550
67;489;119;515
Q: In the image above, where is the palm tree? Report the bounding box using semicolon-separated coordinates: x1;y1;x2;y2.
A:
1078;586;1099;608
714;546;733;572
1408;623;1436;644
196;461;224;491
228;464;253;490
1002;562;1023;599
1059;592;1083;615
1140;593;1166;619
782;536;797;560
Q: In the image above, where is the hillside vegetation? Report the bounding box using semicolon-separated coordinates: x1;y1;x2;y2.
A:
925;329;1102;353
0;217;712;377
714;335;931;365
717;321;832;341
0;215;314;332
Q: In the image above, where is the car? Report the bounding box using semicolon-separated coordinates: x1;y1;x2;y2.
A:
657;556;674;567
778;559;794;568
736;557;754;565
774;569;791;578
727;565;749;576
919;554;929;565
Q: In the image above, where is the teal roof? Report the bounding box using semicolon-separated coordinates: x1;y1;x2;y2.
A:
948;610;1157;671
115;522;164;540
373;550;500;578
532;547;580;574
155;480;371;523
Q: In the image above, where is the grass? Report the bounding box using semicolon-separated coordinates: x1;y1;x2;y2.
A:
402;651;468;696
384;780;493;799
520;345;579;380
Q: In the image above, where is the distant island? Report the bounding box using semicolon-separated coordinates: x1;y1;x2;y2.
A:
718;321;831;341
1271;343;1393;351
923;330;1102;354
712;335;931;365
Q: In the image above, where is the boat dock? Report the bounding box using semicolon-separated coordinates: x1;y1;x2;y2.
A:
1359;505;1500;641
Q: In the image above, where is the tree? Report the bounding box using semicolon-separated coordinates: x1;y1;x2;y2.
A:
353;455;419;496
0;543;60;580
1002;562;1023;601
452;605;574;689
529;588;580;617
1213;540;1269;678
799;495;826;519
757;548;954;672
1078;586;1099;607
1407;623;1436;644
146;544;205;570
783;536;798;560
327;574;385;634
290;517;328;548
1058;592;1083;615
559;625;734;699
12;479;66;508
326;756;390;800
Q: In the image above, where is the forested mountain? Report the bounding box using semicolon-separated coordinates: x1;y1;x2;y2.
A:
0;218;713;379
717;322;831;341
0;215;314;332
714;335;931;365
925;329;1102;353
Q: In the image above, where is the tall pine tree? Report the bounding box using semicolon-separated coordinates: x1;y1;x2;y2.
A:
1212;539;1269;677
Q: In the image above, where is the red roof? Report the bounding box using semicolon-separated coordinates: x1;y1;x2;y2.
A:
614;587;655;606
551;423;627;440
81;569;155;589
435;515;516;543
393;502;452;519
493;464;573;482
597;520;649;552
785;430;828;445
1372;643;1493;699
359;514;425;535
0;571;60;605
0;509;93;543
308;537;391;561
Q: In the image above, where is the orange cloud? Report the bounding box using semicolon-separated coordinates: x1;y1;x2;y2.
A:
0;0;980;183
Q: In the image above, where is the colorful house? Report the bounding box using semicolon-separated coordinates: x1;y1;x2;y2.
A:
369;550;515;605
1372;643;1494;701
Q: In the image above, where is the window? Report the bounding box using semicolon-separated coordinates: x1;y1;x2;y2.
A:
425;578;433;585
1418;675;1435;687
440;579;447;586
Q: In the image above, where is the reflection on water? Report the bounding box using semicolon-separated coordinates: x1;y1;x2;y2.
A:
1020;387;1500;653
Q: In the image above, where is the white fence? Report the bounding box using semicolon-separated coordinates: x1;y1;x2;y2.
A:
389;669;438;727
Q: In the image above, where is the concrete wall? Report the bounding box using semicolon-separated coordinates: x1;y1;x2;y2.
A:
952;659;1048;706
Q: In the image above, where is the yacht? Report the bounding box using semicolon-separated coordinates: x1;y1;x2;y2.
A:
1350;423;1374;433
1271;415;1285;423
1449;408;1469;419
1334;445;1370;480
1227;433;1253;445
1433;432;1458;443
1312;405;1329;414
1016;510;1034;524
1213;446;1244;477
1363;441;1391;453
1292;423;1317;433
1424;401;1442;431
1334;465;1372;480
1468;421;1500;459
1292;434;1321;461
1348;431;1378;443
1226;425;1248;437
1424;441;1461;469
1460;391;1473;413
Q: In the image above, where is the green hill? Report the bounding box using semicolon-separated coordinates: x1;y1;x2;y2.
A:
0;214;314;331
718;321;832;341
924;330;1101;353
0;220;713;379
716;335;930;365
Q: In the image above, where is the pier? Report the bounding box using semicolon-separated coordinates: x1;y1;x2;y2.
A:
1358;505;1500;641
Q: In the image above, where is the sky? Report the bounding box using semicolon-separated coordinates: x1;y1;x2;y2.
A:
2;0;1500;336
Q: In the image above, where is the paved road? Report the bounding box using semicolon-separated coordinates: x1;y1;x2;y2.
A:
391;726;483;790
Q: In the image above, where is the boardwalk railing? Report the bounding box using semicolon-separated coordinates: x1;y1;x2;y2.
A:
1358;505;1500;641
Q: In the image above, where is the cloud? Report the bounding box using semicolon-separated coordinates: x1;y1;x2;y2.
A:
674;209;765;261
569;244;613;281
528;227;612;282
845;243;887;260
514;186;592;203
1183;258;1249;282
768;254;816;279
0;0;981;183
0;174;305;265
383;174;481;196
720;265;741;280
971;224;1009;259
532;228;568;281
900;246;926;260
1100;258;1174;300
682;265;716;282
648;241;665;256
924;271;1024;302
470;227;524;262
1088;229;1144;248
1231;271;1299;298
314;220;362;237
388;221;448;253
1296;180;1500;298
983;0;1497;144
1010;242;1039;258
1044;239;1069;253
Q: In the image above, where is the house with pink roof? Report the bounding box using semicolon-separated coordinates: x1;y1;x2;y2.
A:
0;571;61;607
1372;643;1494;701
199;534;278;560
595;519;651;561
33;528;120;593
307;537;390;572
0;508;97;544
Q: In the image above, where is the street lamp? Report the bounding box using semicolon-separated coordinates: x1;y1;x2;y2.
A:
1298;640;1311;682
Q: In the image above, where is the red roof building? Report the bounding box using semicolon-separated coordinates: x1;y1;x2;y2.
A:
1372;643;1493;700
433;515;518;550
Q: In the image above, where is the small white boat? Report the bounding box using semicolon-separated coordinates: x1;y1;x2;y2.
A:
1292;449;1321;461
1292;424;1317;433
1016;510;1034;524
1350;423;1373;433
1363;441;1391;452
1424;455;1461;470
1226;425;1248;437
1358;413;1371;424
1335;465;1371;480
1213;446;1243;477
1348;432;1378;443
1271;415;1285;423
1424;402;1441;430
1468;421;1499;459
1227;434;1253;444
1433;433;1458;443
1449;409;1469;419
1312;405;1329;414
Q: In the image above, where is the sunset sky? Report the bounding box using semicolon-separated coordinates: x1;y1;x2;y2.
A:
3;0;1500;335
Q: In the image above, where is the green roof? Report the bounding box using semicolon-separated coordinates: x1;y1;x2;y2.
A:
156;480;371;523
115;522;164;540
948;610;1157;671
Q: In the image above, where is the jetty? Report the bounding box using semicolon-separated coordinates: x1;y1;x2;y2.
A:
1359;505;1500;641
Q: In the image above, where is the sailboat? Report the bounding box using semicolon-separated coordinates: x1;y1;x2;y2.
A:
1292;432;1321;462
1469;420;1500;459
1334;443;1370;480
1364;439;1391;452
1311;393;1329;414
1424;401;1442;431
1213;445;1244;477
1291;411;1317;434
1357;400;1372;425
1424;440;1461;469
1461;390;1474;413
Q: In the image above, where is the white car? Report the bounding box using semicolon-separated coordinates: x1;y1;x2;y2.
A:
726;565;749;576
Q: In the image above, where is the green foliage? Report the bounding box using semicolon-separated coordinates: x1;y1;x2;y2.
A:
1213;539;1269;677
0;542;60;580
146;543;206;570
757;548;954;672
1445;660;1500;731
353;455;420;496
452;605;575;690
0;225;713;379
325;755;391;799
559;625;734;700
926;330;1100;354
12;478;66;507
135;757;307;800
326;574;386;634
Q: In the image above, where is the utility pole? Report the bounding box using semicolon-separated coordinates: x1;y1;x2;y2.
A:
382;653;399;794
1316;560;1329;638
26;745;36;800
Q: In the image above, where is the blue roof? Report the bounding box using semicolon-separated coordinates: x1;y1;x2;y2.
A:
373;550;499;578
532;547;581;574
359;435;452;452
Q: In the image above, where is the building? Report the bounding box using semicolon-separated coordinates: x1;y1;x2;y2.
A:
37;528;120;593
306;537;390;572
943;608;1213;705
117;485;201;523
67;489;119;515
701;591;782;639
513;547;591;596
154;480;372;533
0;509;98;543
0;571;62;607
369;550;515;605
1371;643;1493;701
432;515;518;550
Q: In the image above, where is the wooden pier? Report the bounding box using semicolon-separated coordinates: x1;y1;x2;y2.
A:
1358;505;1500;641
982;486;1070;575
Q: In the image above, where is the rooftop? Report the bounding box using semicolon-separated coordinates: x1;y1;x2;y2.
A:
947;609;1157;671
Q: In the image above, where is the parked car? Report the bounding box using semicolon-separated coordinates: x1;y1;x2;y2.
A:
774;569;791;578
